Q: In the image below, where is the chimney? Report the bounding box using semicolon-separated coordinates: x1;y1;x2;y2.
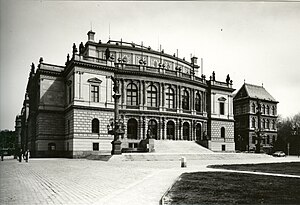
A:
87;30;95;42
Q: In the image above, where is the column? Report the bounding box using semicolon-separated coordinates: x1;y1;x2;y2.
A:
158;117;162;140
227;95;230;118
162;83;165;111
176;85;179;112
163;118;166;140
176;118;179;140
201;91;204;113
159;83;162;111
178;85;182;112
121;78;124;108
139;116;143;139
143;81;146;107
204;91;207;113
139;80;142;109
191;88;195;114
79;71;83;99
212;93;216;114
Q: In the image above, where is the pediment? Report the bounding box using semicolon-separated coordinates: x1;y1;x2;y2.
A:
88;78;102;84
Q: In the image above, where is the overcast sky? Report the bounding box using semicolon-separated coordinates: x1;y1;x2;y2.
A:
1;1;300;130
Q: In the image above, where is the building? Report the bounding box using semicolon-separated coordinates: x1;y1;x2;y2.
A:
16;31;235;158
233;83;278;152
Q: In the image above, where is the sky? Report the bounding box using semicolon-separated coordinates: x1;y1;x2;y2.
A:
1;1;300;130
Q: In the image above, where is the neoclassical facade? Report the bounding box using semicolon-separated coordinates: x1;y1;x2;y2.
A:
233;83;278;152
16;31;235;158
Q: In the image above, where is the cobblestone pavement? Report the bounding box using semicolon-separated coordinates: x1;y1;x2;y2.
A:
1;156;300;205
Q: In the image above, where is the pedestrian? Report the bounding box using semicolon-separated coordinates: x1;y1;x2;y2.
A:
25;149;30;162
18;149;22;162
1;152;3;161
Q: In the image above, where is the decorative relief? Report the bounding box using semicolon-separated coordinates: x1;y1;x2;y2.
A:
150;57;160;68
164;60;173;70
136;55;148;65
118;52;132;64
183;66;190;74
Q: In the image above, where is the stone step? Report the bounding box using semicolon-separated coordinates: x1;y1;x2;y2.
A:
153;140;213;154
110;152;273;162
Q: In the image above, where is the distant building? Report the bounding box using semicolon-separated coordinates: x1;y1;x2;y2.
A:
16;31;235;158
233;83;278;152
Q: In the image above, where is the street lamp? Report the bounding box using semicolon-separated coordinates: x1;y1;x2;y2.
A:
108;76;125;155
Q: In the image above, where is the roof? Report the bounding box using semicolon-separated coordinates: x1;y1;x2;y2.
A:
235;83;277;102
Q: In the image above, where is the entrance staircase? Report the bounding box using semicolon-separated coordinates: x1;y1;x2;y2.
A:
153;140;212;154
108;140;272;161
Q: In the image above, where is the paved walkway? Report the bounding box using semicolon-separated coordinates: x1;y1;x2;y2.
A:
1;155;300;205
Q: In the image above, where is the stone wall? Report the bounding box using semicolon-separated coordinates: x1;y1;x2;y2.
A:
210;120;235;151
36;112;65;138
70;108;114;156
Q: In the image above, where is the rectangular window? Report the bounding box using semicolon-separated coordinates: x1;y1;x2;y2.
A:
252;136;256;144
91;85;99;102
220;102;225;115
93;143;99;151
222;145;226;151
69;86;72;103
67;120;70;134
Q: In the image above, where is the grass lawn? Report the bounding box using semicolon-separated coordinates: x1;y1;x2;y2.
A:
164;172;300;205
208;162;300;176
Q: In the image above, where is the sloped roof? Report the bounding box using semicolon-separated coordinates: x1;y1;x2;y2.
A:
243;83;277;101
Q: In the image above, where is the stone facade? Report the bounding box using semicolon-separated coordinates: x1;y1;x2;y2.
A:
234;83;278;152
16;31;236;157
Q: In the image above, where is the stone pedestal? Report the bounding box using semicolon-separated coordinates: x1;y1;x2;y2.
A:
111;140;122;155
146;138;155;152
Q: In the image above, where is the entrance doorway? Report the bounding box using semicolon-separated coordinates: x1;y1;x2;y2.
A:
148;120;158;139
183;122;189;140
196;123;201;141
167;121;175;140
127;118;138;139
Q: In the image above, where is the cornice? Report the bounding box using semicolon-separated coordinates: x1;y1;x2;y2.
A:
64;59;209;88
209;117;235;123
119;109;208;120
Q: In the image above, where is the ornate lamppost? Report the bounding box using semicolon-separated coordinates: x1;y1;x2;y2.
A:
107;76;125;155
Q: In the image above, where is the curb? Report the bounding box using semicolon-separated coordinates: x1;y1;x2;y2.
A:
160;175;182;205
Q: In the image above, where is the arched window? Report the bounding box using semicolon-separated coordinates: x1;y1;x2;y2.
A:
127;83;138;106
147;85;157;107
262;119;266;129
167;121;175;140
196;123;202;141
266;105;270;115
92;118;99;133
148;120;158;139
221;127;225;138
166;87;175;109
252;103;256;113
182;90;189;110
251;118;256;128
272;120;276;129
127;118;138;139
48;143;56;151
262;104;265;114
272;106;276;115
183;122;190;140
195;93;201;112
266;119;270;129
